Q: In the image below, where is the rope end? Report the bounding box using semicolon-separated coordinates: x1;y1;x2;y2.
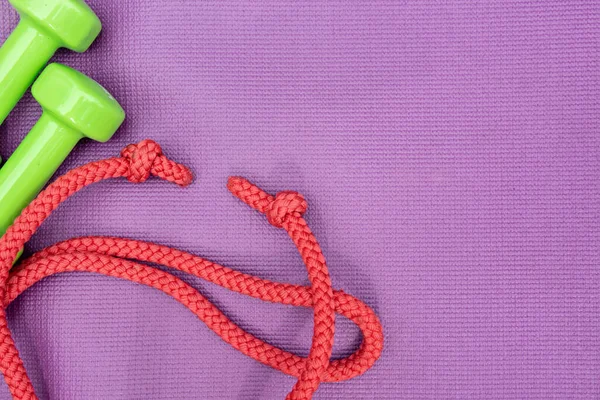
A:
176;169;194;187
227;177;307;228
227;177;272;213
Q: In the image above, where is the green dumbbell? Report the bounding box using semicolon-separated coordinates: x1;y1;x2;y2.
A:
0;0;101;125
0;63;125;236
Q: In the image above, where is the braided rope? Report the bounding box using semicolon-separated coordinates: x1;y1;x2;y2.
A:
0;140;383;400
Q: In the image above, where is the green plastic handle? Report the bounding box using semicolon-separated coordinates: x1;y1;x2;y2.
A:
0;0;101;125
0;63;125;237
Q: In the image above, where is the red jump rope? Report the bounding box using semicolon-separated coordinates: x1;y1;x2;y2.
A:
0;140;384;400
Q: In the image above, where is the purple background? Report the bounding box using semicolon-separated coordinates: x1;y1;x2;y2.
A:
1;1;599;399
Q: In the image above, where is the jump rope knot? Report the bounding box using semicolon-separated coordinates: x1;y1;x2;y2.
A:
121;139;193;186
121;139;162;183
266;191;307;228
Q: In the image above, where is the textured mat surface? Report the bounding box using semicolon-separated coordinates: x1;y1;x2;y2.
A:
0;1;598;399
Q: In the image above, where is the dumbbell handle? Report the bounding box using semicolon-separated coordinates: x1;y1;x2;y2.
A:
0;112;82;233
0;19;59;125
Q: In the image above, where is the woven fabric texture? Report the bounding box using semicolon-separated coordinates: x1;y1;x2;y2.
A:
0;1;598;399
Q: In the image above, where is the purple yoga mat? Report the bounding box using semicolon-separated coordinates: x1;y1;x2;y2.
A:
0;1;598;399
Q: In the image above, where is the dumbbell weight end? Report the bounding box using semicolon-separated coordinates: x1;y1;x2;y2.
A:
0;19;59;125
